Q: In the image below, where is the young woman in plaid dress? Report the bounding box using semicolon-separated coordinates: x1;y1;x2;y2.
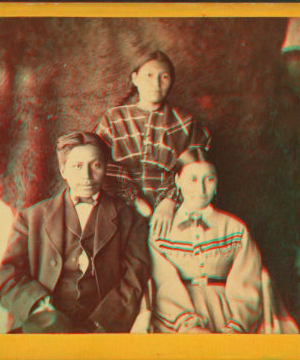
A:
95;51;210;238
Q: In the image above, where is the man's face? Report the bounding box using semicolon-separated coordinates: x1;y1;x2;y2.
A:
60;144;106;197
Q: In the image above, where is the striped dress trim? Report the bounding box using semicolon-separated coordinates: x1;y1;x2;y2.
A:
154;309;200;332
194;232;243;252
156;238;194;252
156;232;242;253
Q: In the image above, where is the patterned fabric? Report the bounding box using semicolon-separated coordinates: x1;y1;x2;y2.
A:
95;103;210;206
150;205;299;334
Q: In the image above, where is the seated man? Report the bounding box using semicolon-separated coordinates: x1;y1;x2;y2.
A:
0;132;150;333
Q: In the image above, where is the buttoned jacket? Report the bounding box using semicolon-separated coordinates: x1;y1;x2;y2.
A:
0;189;150;332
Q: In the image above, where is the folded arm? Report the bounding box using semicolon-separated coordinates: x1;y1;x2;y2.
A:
0;213;50;328
150;239;210;333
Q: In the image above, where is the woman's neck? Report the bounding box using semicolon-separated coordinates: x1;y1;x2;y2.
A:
180;201;210;213
137;100;163;112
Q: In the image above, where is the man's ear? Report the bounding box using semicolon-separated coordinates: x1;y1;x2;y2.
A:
131;71;138;87
59;164;66;180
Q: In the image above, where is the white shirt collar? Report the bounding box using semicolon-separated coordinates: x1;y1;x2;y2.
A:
70;190;100;206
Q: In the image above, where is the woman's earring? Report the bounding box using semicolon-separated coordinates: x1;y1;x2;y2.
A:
214;189;217;196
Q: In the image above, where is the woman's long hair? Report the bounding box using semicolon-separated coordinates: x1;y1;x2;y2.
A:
120;50;176;105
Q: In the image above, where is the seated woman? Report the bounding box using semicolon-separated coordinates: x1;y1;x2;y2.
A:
149;150;298;333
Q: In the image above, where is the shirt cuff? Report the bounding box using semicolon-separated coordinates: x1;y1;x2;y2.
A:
93;321;106;333
30;296;55;314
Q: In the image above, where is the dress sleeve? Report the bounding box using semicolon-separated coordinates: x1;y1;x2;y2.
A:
150;239;208;333
222;227;263;333
94;111;114;147
155;172;178;206
94;111;141;204
187;119;211;152
155;116;211;206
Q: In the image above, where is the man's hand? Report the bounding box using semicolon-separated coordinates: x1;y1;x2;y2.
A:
22;309;73;333
150;198;176;239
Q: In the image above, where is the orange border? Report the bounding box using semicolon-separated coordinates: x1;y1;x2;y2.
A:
0;4;299;360
0;2;298;17
1;333;300;359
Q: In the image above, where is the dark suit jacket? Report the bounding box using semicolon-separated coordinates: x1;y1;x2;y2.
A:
0;189;150;332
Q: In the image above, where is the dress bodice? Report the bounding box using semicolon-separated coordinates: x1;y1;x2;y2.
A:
155;205;243;280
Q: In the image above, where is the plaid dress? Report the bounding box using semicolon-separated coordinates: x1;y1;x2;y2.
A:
95;103;211;206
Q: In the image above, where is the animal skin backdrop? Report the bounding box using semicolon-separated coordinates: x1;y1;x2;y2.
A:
0;17;299;323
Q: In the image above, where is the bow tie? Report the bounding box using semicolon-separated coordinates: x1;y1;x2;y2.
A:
74;196;98;206
178;211;210;231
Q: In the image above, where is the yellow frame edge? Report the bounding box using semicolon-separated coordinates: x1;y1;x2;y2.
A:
1;334;300;360
0;2;299;17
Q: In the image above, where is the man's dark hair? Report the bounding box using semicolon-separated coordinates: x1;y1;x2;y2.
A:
56;132;109;168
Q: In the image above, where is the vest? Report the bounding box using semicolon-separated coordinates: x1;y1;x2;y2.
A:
51;192;101;324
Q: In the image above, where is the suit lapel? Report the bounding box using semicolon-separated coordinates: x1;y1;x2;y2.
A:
64;191;81;238
93;192;117;257
44;189;68;256
44;190;118;258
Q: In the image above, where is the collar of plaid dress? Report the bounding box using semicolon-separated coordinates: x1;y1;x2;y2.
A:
178;211;210;231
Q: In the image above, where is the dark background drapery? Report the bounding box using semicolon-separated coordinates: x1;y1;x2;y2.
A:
1;17;299;320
